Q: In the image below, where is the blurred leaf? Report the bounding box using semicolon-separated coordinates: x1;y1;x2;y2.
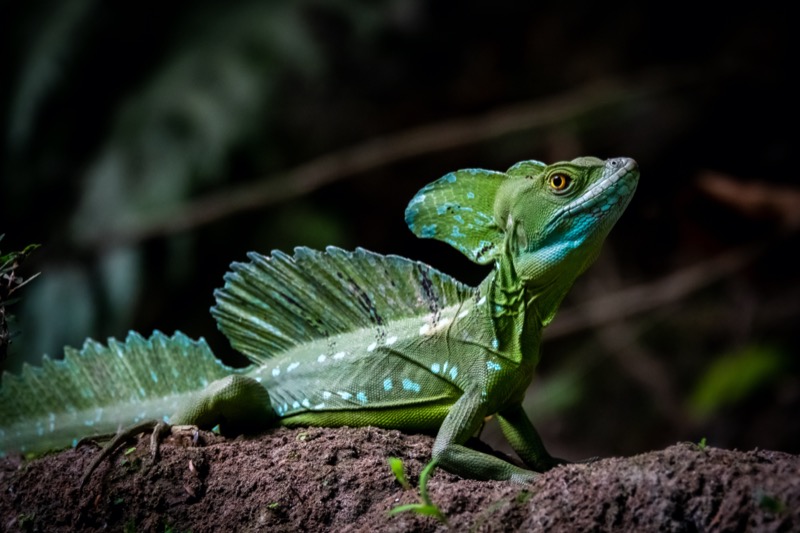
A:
7;0;95;152
69;3;325;246
523;368;584;417
98;246;142;332
16;265;95;370
689;345;785;419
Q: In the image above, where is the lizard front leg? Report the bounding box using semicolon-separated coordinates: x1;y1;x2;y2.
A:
495;403;565;472
432;386;538;484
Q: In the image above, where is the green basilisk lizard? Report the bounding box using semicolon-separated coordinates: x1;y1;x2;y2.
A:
0;156;638;484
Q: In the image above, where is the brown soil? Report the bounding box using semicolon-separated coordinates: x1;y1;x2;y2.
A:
0;426;797;532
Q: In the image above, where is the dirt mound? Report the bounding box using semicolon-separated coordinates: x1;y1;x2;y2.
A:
1;426;797;532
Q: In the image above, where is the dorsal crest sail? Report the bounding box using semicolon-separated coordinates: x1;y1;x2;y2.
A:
212;247;473;365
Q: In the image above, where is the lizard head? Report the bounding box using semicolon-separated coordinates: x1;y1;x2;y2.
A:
495;156;639;285
406;157;638;279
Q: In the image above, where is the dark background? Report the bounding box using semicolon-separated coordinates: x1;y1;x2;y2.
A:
1;1;797;461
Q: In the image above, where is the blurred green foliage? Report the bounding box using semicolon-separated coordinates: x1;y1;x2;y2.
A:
689;345;785;419
0;236;40;362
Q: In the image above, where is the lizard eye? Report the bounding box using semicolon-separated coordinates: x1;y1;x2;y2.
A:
548;173;572;192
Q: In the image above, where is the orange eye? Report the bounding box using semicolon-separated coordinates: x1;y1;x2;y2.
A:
548;173;572;192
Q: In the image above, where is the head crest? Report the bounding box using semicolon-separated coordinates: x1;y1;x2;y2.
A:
405;160;546;264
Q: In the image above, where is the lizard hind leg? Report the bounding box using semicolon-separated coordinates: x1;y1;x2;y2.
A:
80;375;276;489
170;374;278;437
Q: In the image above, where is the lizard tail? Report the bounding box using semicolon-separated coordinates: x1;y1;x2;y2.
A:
0;331;241;457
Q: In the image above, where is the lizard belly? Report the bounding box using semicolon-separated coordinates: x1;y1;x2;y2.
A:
278;401;453;432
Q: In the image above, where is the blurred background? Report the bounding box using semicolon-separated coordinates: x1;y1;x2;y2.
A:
1;1;797;461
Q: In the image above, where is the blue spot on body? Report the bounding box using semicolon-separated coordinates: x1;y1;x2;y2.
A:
454;214;465;224
421;224;437;237
357;392;368;403
445;173;457;183
487;361;502;371
383;378;393;391
402;378;421;393
431;363;441;374
449;366;458;380
467;191;475;199
150;370;159;383
408;194;426;206
463;168;485;175
452;226;466;238
492;338;499;349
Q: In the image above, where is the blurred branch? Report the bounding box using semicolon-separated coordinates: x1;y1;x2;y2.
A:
697;172;800;230
548;246;760;340
578;252;686;428
87;73;688;247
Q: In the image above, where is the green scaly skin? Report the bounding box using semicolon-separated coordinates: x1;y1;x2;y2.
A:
0;156;638;486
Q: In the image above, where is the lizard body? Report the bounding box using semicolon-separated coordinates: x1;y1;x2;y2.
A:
0;156;638;483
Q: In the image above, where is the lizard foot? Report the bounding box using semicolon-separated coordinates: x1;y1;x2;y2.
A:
78;420;179;489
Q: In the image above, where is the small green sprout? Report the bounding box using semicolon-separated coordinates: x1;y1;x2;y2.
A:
388;457;410;490
387;458;447;524
756;490;787;514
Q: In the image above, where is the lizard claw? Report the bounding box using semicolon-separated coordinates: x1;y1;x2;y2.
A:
79;419;171;489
